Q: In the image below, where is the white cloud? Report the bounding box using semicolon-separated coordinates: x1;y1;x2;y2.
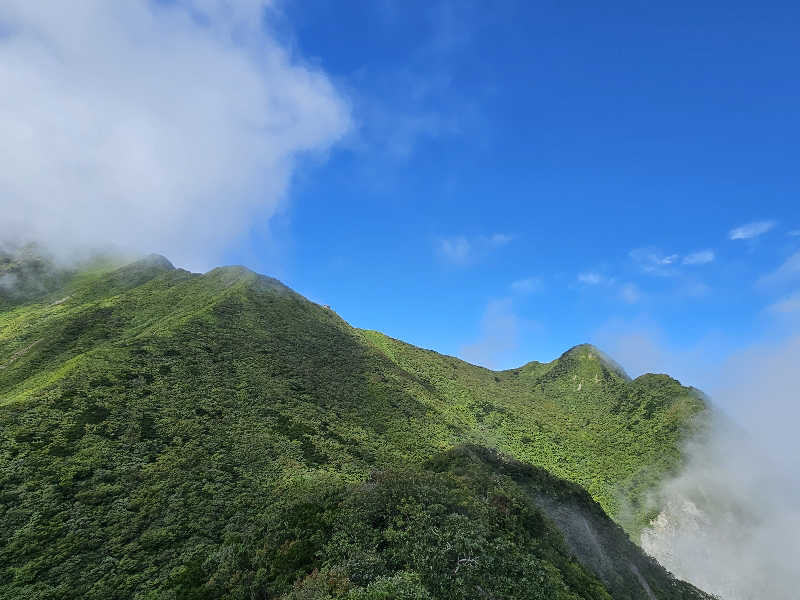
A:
510;277;541;294
629;247;680;276
642;336;800;600
788;229;800;237
0;0;351;270
435;233;514;266
594;319;800;600
728;220;777;240
682;250;715;265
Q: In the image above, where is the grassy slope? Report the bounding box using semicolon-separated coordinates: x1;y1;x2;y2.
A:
0;255;710;599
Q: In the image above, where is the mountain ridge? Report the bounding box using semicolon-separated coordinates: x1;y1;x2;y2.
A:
0;252;713;599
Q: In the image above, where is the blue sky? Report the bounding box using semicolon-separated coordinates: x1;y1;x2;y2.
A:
224;1;800;385
2;0;799;389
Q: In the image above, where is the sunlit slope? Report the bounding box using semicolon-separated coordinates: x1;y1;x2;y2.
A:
0;254;710;598
361;332;706;524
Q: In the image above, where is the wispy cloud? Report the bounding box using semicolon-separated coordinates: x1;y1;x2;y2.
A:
348;1;488;165
577;270;642;304
682;250;715;266
619;282;641;304
489;233;515;245
768;291;800;315
629;247;680;276
357;94;463;161
460;297;520;368
758;251;800;287
729;220;777;240
435;233;514;266
510;277;542;294
577;271;607;285
581;247;713;303
436;236;472;264
788;230;800;237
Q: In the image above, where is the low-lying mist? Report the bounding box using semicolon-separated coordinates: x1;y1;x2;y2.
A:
638;335;800;600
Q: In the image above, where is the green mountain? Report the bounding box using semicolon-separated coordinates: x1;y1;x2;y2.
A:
0;252;712;599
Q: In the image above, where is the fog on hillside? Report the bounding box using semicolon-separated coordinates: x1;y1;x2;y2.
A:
639;336;800;600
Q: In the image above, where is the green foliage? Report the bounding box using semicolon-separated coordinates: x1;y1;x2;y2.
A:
168;447;709;600
0;254;712;599
359;335;707;525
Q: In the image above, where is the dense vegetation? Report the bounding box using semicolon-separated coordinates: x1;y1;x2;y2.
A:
0;250;711;598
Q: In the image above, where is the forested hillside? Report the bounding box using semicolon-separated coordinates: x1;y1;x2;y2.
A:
0;250;712;599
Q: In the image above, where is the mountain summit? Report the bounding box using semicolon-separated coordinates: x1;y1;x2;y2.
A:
0;255;711;599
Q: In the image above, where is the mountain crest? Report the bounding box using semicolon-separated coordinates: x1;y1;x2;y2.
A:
0;253;711;599
559;343;630;380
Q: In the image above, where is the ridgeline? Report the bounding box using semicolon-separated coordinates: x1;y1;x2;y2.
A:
0;250;712;599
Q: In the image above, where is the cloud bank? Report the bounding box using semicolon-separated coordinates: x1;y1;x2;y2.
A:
0;1;351;270
641;416;800;600
603;326;800;600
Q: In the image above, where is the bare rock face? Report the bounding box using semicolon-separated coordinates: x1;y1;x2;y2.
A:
641;498;705;566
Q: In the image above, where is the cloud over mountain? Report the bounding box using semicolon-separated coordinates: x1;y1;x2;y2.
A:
0;0;351;270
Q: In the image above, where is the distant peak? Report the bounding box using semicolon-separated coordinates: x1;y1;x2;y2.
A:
562;343;599;356
204;265;292;294
138;254;174;271
206;264;254;276
559;344;630;379
560;343;604;362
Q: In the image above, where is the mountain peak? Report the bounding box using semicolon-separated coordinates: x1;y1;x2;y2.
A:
562;343;600;358
138;253;174;271
204;265;293;295
559;343;630;379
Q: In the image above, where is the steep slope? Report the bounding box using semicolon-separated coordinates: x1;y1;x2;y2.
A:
0;254;710;598
177;446;711;600
360;333;707;528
